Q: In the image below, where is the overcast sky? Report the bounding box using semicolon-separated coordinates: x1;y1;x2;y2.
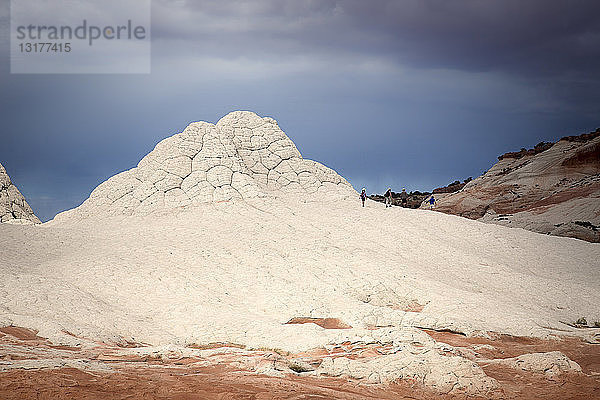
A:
1;0;600;221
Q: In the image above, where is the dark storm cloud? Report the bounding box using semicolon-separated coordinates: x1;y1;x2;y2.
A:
343;0;600;76
153;0;600;77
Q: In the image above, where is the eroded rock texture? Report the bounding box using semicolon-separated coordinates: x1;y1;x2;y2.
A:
320;351;499;395
486;351;582;379
0;163;40;224
60;111;354;219
422;131;600;242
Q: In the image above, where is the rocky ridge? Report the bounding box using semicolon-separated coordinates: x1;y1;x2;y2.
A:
421;129;600;242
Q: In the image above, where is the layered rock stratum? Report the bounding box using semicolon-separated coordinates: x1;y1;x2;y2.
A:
0;162;39;224
1;112;599;398
422;130;600;242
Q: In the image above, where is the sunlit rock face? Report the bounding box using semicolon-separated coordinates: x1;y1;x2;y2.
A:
0;162;40;224
423;131;600;242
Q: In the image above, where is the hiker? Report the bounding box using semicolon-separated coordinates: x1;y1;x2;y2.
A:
400;188;408;207
428;195;436;209
360;188;367;207
384;187;392;208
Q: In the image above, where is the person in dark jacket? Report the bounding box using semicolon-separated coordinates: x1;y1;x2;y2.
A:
360;188;367;207
400;188;408;207
384;187;392;208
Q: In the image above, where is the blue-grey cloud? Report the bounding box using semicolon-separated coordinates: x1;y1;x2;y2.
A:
151;0;600;76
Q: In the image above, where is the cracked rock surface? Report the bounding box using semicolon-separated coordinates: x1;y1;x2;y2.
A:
485;351;582;378
56;111;354;220
0;163;40;224
319;350;498;395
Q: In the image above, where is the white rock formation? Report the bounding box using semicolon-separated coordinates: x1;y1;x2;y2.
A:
1;111;599;396
57;111;354;220
0;162;40;224
319;350;498;395
486;351;582;379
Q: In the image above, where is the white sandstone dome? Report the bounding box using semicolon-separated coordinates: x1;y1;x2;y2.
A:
56;111;355;220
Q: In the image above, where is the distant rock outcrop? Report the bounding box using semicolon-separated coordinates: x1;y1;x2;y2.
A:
0;163;40;224
56;111;355;220
497;142;554;161
422;129;600;242
432;177;472;194
369;191;430;209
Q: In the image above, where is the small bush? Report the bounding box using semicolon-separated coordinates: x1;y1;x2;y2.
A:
576;317;588;326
